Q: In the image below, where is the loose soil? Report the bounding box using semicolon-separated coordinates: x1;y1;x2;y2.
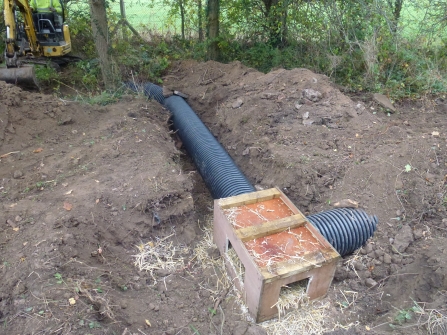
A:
1;60;446;335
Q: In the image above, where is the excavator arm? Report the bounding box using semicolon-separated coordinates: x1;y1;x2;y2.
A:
4;0;42;67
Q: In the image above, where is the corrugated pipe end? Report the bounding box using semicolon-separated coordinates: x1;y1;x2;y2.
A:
125;82;165;105
308;208;378;256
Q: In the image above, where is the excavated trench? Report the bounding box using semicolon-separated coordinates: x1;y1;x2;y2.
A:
128;82;378;256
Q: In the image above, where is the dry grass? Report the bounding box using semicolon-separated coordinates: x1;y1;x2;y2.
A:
274;280;309;316
261;300;330;334
132;233;189;283
226;247;245;285
426;309;447;334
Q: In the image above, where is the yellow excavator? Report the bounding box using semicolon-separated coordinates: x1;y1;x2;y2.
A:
0;0;73;88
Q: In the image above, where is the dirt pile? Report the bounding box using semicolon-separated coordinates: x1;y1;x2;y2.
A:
0;58;447;334
164;60;447;333
0;81;209;334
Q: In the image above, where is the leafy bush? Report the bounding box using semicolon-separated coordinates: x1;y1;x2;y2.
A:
35;65;60;88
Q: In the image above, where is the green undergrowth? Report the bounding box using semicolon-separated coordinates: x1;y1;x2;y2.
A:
54;31;447;102
23;12;447;102
2;0;447;101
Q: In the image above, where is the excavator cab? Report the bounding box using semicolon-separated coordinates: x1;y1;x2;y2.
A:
32;12;64;43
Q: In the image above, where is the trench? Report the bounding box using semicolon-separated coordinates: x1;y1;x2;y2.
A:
128;82;378;256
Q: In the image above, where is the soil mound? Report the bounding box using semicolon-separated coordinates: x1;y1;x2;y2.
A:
1;59;447;334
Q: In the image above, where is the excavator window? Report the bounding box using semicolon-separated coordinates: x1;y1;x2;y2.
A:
32;13;63;41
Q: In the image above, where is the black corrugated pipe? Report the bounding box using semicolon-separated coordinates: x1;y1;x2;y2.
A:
126;82;166;104
127;82;255;198
307;208;378;256
128;82;377;255
164;96;256;198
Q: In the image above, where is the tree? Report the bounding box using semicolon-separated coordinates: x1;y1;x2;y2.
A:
198;0;203;41
89;0;116;90
387;0;404;32
207;0;220;60
261;0;289;47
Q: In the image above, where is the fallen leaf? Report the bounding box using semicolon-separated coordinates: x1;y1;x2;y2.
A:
95;199;100;204
432;131;440;137
13;227;20;231
65;190;73;195
95;180;100;183
23;242;28;246
365;325;370;331
9;203;17;208
33;148;43;153
145;319;151;327
68;298;76;305
63;202;73;211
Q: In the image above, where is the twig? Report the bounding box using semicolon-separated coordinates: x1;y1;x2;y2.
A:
219;305;225;335
213;286;230;311
378;272;419;284
0;151;20;158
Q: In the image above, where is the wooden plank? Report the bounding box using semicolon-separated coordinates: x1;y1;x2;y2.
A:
277;188;302;214
218;188;281;209
235;214;306;242
260;249;341;282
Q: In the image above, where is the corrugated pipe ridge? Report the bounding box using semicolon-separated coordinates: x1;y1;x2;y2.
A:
307;208;378;256
129;82;378;255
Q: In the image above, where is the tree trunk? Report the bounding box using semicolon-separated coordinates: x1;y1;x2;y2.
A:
198;0;203;42
179;0;185;39
89;0;116;90
389;0;404;33
206;0;219;60
262;0;288;47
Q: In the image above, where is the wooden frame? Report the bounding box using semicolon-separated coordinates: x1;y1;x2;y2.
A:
213;187;340;322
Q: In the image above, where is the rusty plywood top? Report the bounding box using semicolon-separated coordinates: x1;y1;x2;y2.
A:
221;189;340;278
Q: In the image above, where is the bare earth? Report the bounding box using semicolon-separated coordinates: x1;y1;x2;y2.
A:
1;60;446;335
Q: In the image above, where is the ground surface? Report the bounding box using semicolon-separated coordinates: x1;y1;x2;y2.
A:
1;61;446;335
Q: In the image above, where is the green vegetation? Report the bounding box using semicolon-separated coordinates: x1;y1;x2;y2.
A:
35;65;59;85
54;272;64;284
1;0;446;99
390;302;424;326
